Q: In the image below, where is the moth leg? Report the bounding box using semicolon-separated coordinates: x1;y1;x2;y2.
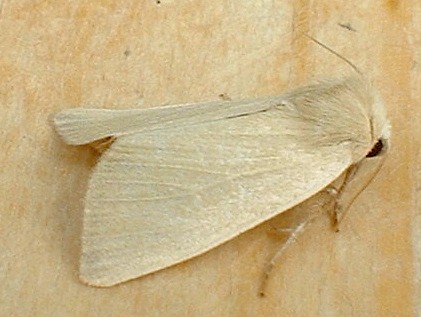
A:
324;185;340;227
325;164;360;232
266;226;296;239
259;216;315;297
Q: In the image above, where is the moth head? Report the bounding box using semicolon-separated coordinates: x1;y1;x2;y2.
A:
365;91;391;159
340;77;391;163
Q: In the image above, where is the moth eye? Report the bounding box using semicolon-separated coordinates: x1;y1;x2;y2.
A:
366;139;384;158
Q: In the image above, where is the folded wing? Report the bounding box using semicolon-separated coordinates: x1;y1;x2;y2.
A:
77;103;352;286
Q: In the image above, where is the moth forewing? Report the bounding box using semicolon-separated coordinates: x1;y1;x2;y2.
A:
53;98;278;146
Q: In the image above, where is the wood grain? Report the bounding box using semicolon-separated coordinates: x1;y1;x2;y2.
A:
1;1;418;316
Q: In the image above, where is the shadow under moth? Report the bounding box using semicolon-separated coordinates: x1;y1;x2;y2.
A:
53;76;390;290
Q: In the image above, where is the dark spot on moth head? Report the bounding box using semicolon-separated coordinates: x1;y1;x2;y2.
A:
366;139;384;158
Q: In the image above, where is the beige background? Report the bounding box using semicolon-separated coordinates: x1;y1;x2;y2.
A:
1;1;420;316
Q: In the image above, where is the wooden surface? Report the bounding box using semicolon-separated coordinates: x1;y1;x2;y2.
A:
1;1;419;316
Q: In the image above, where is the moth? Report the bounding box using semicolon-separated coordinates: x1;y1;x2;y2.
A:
54;76;390;287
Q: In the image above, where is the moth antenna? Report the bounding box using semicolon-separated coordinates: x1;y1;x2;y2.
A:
304;34;362;75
